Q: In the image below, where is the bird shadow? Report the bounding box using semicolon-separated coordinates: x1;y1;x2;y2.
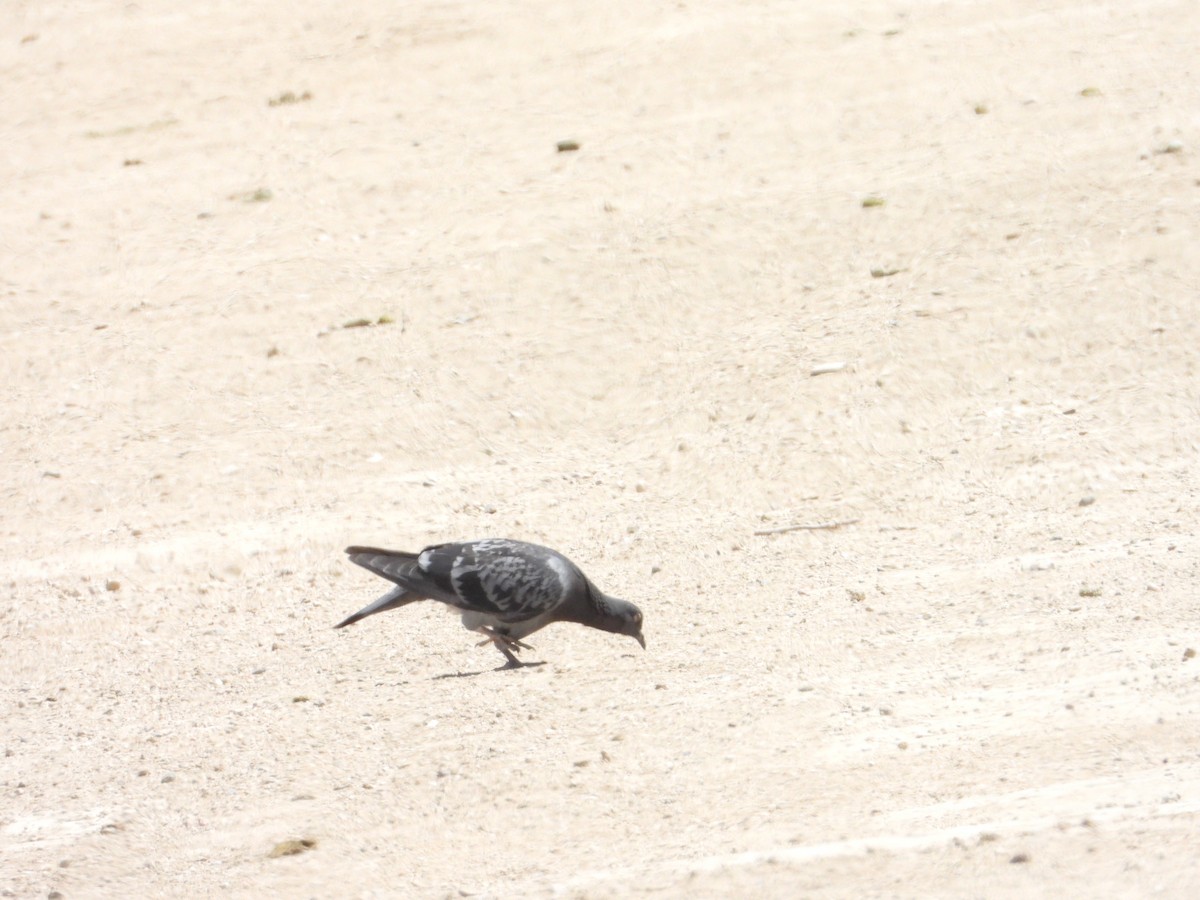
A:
432;661;547;679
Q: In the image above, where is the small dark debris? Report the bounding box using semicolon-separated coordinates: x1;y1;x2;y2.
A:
268;838;317;858
268;91;313;107
229;188;272;203
556;140;580;152
1010;852;1030;864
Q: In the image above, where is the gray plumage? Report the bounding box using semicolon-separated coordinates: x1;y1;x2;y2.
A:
335;539;645;668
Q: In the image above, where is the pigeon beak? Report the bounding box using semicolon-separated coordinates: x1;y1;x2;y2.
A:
635;631;646;650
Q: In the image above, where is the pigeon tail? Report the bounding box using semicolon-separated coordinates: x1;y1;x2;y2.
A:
345;546;424;586
334;585;414;628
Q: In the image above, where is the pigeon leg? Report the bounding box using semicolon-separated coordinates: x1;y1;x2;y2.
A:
474;626;534;652
474;627;540;669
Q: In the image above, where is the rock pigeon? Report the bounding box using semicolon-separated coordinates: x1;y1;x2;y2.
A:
335;539;646;668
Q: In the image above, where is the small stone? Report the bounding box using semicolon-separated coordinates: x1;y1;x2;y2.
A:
1010;852;1030;864
161;774;175;783
1183;648;1195;660
556;140;580;152
1078;496;1095;506
105;580;121;592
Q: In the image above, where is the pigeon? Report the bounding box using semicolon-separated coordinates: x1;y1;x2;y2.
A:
335;539;645;668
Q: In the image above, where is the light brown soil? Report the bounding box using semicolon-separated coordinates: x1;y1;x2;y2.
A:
3;1;1198;897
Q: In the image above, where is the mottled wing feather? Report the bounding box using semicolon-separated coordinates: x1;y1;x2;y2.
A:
417;539;567;623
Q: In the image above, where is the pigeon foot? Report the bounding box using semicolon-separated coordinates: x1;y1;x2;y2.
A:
475;626;541;668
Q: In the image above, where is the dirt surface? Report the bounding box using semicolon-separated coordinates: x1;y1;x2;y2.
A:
3;1;1199;897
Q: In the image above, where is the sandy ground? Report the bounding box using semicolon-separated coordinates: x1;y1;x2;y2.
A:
3;0;1199;896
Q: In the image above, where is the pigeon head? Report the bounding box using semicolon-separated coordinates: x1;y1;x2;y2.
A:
591;590;646;649
622;603;647;649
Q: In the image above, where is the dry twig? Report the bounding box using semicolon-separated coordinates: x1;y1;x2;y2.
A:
754;518;860;536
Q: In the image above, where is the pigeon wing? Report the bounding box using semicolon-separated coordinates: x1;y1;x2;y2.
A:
417;539;571;622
